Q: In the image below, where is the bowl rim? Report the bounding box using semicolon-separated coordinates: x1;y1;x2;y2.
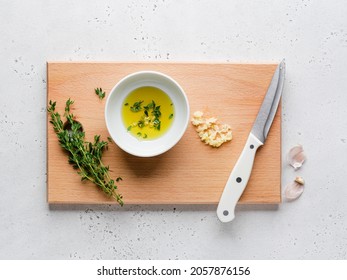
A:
105;70;190;157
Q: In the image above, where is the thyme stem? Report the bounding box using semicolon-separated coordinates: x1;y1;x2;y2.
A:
48;99;123;206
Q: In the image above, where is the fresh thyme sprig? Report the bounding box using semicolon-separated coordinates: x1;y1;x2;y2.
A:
48;99;123;206
95;88;106;100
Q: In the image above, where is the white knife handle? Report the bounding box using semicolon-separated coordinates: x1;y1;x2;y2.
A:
217;133;263;223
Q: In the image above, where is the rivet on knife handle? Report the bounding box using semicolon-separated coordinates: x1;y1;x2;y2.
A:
217;133;263;222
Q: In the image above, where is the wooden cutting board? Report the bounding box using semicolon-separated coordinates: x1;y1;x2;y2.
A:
47;62;281;205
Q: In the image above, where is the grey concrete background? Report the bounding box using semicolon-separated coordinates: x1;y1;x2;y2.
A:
0;0;346;259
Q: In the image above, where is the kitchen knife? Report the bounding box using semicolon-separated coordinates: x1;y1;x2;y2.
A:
217;60;286;223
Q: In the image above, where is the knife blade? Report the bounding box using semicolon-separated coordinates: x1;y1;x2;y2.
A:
217;60;286;223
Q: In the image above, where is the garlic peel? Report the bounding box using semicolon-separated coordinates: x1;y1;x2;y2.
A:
285;180;304;200
287;145;306;170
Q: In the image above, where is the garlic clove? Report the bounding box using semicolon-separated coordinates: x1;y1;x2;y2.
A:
287;145;306;170
285;180;304;200
294;176;305;185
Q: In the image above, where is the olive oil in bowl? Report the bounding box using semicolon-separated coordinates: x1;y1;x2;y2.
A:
105;71;189;157
122;86;174;140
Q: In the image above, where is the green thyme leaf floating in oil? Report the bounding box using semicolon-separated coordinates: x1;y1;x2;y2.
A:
95;87;106;100
47;99;123;206
144;100;156;110
169;113;174;119
130;100;144;112
137;119;145;128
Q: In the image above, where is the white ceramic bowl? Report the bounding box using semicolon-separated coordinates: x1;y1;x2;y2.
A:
105;71;190;157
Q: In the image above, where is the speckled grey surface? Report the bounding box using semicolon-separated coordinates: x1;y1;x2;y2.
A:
0;0;346;260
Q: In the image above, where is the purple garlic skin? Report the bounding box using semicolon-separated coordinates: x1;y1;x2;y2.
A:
287;145;306;170
285;176;305;200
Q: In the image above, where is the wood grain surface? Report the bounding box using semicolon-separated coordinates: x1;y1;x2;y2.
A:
47;62;281;205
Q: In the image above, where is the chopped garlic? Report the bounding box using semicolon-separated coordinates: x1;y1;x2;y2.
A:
191;111;232;147
193;111;204;118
